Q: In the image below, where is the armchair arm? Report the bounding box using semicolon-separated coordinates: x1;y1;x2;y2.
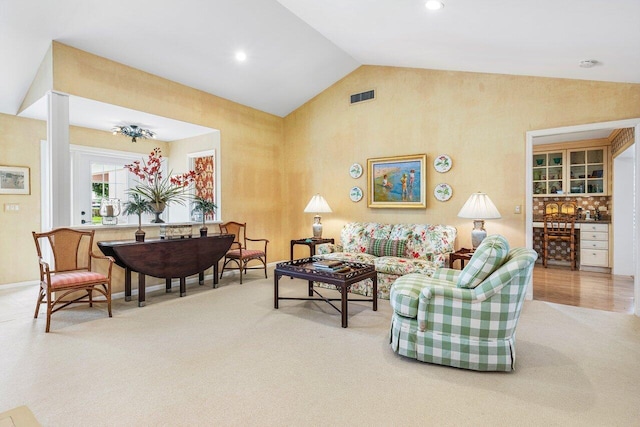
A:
90;252;115;279
431;267;460;282
316;243;338;255
246;237;269;251
37;257;51;282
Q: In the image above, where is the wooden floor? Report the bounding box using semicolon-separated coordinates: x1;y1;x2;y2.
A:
532;264;635;314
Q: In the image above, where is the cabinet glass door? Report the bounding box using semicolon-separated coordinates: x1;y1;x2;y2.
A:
569;148;604;194
533;152;563;195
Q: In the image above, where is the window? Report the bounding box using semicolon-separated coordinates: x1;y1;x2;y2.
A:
71;146;162;226
70;144;221;227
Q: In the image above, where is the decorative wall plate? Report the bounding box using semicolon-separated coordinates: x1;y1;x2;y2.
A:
350;186;363;202
349;163;363;179
434;183;452;201
434;154;452;173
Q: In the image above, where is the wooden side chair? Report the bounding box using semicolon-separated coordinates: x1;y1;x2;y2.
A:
32;228;114;332
542;214;576;270
219;221;268;284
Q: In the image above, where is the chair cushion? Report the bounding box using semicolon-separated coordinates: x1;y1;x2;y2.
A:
49;272;108;289
226;249;265;259
456;235;510;289
366;238;406;257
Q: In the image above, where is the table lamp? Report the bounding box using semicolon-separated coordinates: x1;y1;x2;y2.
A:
457;192;501;249
304;194;332;238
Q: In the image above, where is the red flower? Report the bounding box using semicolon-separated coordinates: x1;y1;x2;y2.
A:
124;147;201;205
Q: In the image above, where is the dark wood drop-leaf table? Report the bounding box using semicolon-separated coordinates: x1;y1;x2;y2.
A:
98;234;234;307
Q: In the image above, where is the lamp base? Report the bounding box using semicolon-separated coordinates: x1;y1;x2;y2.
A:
470;219;486;249
312;215;323;238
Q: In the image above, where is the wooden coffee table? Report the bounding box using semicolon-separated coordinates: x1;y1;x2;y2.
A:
274;257;377;328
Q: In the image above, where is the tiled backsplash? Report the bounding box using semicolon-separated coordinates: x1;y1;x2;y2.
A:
533;196;611;220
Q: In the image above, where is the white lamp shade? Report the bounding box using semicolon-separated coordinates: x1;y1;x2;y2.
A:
304;194;332;213
457;192;501;219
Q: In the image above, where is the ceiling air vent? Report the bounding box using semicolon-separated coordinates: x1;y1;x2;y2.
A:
350;89;375;104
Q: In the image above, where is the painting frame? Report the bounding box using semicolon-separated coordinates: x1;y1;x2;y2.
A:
0;166;30;195
367;154;426;208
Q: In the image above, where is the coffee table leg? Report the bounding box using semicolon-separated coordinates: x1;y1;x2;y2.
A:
166;278;172;293
373;275;378;311
274;273;280;309
308;280;313;297
180;277;186;297
341;285;348;328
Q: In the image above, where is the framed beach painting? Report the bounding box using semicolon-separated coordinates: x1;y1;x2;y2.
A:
0;166;30;195
367;154;426;208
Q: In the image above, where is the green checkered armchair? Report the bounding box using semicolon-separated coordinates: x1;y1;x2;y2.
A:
389;241;537;372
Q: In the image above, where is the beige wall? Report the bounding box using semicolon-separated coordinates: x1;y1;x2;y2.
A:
1;46;640;287
283;66;640;252
0;114;46;284
0;43;284;287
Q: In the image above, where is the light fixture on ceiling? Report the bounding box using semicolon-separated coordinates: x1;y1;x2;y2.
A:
579;59;598;68
112;125;156;143
235;51;247;62
425;1;444;11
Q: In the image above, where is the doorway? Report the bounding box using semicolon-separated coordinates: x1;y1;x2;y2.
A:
525;118;640;316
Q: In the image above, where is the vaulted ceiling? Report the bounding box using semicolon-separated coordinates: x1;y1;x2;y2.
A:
2;0;639;118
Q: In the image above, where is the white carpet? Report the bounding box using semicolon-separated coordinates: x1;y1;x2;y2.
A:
1;271;639;426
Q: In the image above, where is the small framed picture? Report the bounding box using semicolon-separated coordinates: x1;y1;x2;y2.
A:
367;154;426;208
0;166;30;195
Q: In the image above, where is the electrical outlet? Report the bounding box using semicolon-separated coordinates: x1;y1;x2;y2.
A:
514;205;521;214
4;203;20;212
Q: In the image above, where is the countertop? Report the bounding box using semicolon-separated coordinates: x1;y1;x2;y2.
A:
532;219;610;229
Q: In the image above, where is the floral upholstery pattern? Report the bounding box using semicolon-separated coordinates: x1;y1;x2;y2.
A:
315;222;457;300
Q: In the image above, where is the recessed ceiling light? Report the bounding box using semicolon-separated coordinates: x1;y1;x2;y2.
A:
425;1;444;11
235;51;247;62
579;59;598;68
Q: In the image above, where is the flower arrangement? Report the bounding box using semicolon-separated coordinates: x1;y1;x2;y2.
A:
124;148;200;208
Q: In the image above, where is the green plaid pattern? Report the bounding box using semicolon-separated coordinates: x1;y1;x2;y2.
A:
432;267;459;282
390;274;453;318
389;247;537;371
367;238;406;257
456;234;509;289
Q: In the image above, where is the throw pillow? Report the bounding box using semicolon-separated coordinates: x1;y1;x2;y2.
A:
367;238;407;257
456;234;510;289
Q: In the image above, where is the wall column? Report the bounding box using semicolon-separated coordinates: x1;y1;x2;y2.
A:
46;91;71;228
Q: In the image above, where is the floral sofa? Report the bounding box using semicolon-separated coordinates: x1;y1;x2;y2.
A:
315;222;457;299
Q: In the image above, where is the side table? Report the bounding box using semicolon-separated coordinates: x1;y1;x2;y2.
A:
449;248;474;269
290;238;335;261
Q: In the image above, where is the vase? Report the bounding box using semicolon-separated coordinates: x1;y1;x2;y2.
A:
152;201;166;223
135;229;145;242
200;226;208;237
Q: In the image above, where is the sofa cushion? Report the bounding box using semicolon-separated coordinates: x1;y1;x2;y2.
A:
316;252;378;264
388;223;457;260
373;257;439;276
456;234;510;289
340;222;393;254
367;238;407;257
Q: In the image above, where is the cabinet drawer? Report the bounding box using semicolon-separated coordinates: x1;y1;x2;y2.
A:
581;239;608;250
580;231;608;241
580;223;608;233
580;249;609;267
